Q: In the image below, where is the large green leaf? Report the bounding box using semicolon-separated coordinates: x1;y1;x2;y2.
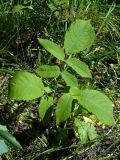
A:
39;96;54;120
66;58;92;78
64;19;95;54
56;94;73;125
9;71;44;100
0;139;8;155
70;88;115;125
0;125;22;150
74;118;98;144
61;70;78;87
35;65;60;78
38;38;65;60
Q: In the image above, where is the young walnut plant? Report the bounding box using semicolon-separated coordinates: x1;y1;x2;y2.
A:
8;20;115;144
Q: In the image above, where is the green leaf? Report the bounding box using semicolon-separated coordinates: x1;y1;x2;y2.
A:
70;88;115;125
35;65;60;78
38;38;65;60
9;71;44;100
64;19;95;54
0;125;22;150
0;139;8;155
56;94;73;125
39;96;54;120
61;70;78;87
66;58;92;78
49;0;66;7
74;118;98;144
26;6;33;10
48;0;65;11
0;125;7;131
12;5;33;13
88;124;98;141
74;118;88;144
12;5;25;13
44;87;52;93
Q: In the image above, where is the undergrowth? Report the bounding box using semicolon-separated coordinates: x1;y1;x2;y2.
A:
0;0;120;159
